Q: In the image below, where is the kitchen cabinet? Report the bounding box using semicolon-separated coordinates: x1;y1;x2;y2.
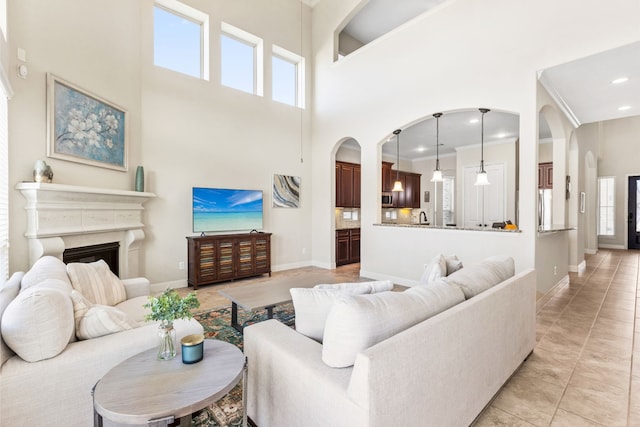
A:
381;162;421;208
336;161;361;207
336;228;360;266
382;162;393;192
538;162;553;189
462;164;505;228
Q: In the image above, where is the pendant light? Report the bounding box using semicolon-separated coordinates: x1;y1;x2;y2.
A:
474;108;491;186
392;129;404;192
430;112;443;182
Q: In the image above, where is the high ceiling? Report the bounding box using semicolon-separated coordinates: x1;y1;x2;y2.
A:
336;1;639;160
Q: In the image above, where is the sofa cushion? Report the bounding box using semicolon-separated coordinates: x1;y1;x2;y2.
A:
1;286;74;362
444;254;463;275
418;254;447;285
290;282;392;343
314;280;394;293
115;295;151;323
67;260;127;306
20;256;71;290
444;255;515;299
0;272;23;366
322;280;465;368
70;290;137;340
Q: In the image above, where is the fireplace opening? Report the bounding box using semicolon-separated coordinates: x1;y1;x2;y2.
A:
63;242;120;276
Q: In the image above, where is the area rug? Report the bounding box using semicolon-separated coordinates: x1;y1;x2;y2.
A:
190;303;295;427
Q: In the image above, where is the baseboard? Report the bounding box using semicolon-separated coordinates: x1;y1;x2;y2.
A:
584;248;598;255
598;244;626;250
150;279;188;294
272;260;312;272
568;260;586;273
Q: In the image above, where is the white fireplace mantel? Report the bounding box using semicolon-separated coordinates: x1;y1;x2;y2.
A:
16;182;156;278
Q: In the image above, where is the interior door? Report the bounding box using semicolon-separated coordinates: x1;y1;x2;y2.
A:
628;176;640;249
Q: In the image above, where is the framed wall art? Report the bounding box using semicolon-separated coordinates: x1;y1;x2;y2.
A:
47;73;128;171
273;174;300;208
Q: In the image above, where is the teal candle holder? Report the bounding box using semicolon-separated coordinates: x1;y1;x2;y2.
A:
181;334;204;364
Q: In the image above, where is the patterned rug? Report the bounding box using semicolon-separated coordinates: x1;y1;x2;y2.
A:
190;303;295;427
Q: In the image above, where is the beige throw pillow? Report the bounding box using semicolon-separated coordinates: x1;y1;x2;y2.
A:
322;281;464;368
70;290;137;340
67;260;127;306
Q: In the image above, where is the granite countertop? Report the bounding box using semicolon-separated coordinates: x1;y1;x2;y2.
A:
375;223;522;233
537;225;576;233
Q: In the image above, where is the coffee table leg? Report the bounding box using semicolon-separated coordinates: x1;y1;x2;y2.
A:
92;381;103;427
231;302;243;333
266;305;274;319
243;356;248;427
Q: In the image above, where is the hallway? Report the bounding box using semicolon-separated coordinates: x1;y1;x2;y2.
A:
475;249;639;426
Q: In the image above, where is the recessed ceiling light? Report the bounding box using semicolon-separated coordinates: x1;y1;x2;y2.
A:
496;133;507;138
611;77;629;84
469;119;479;124
415;147;427;152
618;105;632;111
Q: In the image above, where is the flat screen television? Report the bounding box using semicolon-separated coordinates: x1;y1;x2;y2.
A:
192;187;263;233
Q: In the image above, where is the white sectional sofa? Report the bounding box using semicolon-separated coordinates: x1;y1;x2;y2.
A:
244;256;536;427
0;256;203;426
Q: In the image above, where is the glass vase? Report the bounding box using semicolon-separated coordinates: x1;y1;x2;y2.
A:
157;323;176;360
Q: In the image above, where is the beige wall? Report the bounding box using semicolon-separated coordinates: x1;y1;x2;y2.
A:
597;115;640;248
7;0;313;285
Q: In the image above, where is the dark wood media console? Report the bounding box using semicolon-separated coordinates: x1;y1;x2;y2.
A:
186;232;272;289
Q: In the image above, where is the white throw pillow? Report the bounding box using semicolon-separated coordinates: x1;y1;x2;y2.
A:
290;283;376;342
67;260;127;306
70;290;137;340
0;272;23;365
444;255;463;276
418;254;447;285
21;256;71;290
314;280;394;293
1;287;74;362
444;255;515;299
322;281;465;368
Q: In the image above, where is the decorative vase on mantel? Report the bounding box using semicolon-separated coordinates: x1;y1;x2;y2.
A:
157;322;177;360
135;166;144;192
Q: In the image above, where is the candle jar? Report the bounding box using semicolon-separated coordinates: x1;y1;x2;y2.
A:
181;333;204;364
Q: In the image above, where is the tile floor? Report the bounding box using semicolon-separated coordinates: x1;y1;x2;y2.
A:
181;250;639;426
474;249;639;426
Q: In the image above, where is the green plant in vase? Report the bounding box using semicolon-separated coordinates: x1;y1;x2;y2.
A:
144;288;200;360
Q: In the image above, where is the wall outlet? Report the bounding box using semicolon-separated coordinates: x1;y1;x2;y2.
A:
553;265;557;275
302;247;306;255
179;261;185;270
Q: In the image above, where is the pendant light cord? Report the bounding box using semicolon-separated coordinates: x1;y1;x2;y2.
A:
479;108;490;172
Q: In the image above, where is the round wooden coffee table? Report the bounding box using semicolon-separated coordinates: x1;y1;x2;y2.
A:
93;339;246;427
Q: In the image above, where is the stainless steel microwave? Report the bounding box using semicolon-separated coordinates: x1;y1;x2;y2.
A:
381;192;393;207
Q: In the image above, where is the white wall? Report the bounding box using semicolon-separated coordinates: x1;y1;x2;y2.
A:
7;0;314;285
310;0;639;289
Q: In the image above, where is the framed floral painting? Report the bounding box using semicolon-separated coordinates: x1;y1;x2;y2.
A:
47;73;128;171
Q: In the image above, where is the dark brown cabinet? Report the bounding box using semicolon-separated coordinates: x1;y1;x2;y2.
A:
187;233;271;289
336;228;360;266
336;161;361;208
539;162;553;189
382;162;421;208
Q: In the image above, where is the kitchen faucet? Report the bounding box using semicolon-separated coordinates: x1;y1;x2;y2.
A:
419;211;428;224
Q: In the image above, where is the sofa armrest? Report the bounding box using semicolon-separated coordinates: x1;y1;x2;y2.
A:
121;277;151;299
244;320;366;427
